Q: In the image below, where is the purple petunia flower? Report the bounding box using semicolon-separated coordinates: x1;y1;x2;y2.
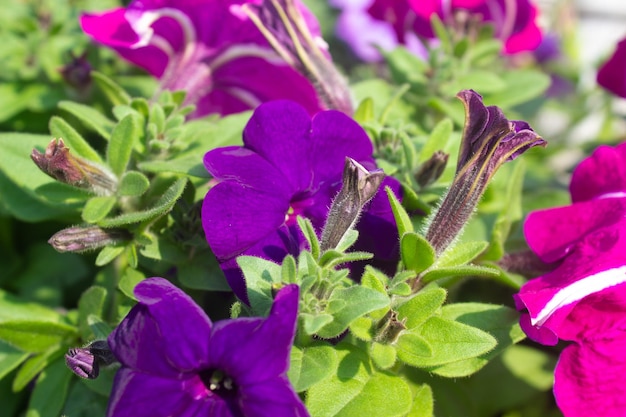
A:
201;99;401;301
597;37;626;98
106;277;308;417
80;0;323;117
514;143;626;417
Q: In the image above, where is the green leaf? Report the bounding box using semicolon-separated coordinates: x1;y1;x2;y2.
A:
118;268;145;301
49;116;103;164
443;71;506;97
402;317;496;368
58;101;115;141
407;383;434;417
98;178;187;227
77;286;107;341
419;118;453;164
118;171;150;197
401;232;436;274
106;113;141;176
0;320;78;353
289;344;338;392
436;241;489;268
26;357;72;417
386;186;413;237
396;332;433;365
298;217;320;260
302;313;334;335
484;70;550;109
0;339;28;381
396;286;447;329
429;303;526;377
370;342;397;370
427;97;465;127
384;47;429;86
82;196;116;223
0;289;63;323
353;97;375;124
91;71;131;106
317;286;390;339
281;255;297;284
421;264;500;284
306;344;412;417
95;246;125;266
237;256;282;314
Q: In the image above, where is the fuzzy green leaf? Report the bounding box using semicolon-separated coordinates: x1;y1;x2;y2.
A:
421;264;500;284
98;178;187;227
58;101;115;141
0;320;77;353
238;256;282;314
386;186;413;237
118;171;150;197
92;71;132;106
0;339;28;381
26;357;72;417
106;113;142;176
401;232;436;274
82;196;116;223
436;241;489;268
289;344;338;392
370;342;397;370
95;246;125;266
49;116;103;163
396;286;447;329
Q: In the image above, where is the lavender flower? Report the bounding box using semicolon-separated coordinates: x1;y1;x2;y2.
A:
201;100;401;301
106;278;307;417
80;0;323;117
514;143;626;417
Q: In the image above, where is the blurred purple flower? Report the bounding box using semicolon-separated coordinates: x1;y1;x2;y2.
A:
331;0;429;62
201;100;401;301
597;37;626;98
80;0;323;117
514;143;626;417
107;278;307;417
409;0;543;54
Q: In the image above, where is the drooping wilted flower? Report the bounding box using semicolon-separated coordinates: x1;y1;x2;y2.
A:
201;100;401;301
241;0;354;114
425;90;545;255
80;0;323;117
31;138;117;195
106;278;308;417
514;143;626;417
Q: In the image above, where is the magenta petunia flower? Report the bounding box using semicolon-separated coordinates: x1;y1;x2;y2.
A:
80;0;323;117
106;278;307;417
409;0;543;54
597;37;626;98
514;143;626;417
201;99;401;301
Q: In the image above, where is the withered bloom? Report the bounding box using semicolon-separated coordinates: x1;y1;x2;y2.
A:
425;90;546;255
241;0;354;115
49;225;130;253
31;138;117;195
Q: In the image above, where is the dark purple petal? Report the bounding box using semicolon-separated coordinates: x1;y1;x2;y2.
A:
208;285;299;385
309;110;374;182
239;376;310;417
108;278;212;376
597;37;626;98
107;368;201;417
243;101;316;192
570;143;626;203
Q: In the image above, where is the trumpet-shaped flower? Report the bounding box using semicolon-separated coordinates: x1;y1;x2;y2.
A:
201;100;401;301
80;0;323;117
514;143;626;417
106;278;307;417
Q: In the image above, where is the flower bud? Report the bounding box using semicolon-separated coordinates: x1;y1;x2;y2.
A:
414;150;449;188
60;52;92;91
424;90;546;255
31;138;117;196
320;158;385;251
49;225;130;253
65;340;117;379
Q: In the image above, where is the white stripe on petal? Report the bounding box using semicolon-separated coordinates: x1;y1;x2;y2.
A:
532;266;626;326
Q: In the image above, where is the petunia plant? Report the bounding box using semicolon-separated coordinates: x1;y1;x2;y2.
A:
1;1;623;417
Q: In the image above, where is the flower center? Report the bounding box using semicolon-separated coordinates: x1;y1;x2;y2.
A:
284;196;315;226
198;368;238;399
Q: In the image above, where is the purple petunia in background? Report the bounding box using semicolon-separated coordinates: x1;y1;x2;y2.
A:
80;0;324;117
201;100;401;301
106;278;307;417
514;143;626;417
332;0;542;62
597;37;626;98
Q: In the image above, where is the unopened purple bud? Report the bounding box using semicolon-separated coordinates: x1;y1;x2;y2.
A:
425;90;546;255
65;340;117;379
60;52;92;91
31;138;117;195
415;151;449;188
242;0;353;114
49;225;130;253
320;158;385;251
